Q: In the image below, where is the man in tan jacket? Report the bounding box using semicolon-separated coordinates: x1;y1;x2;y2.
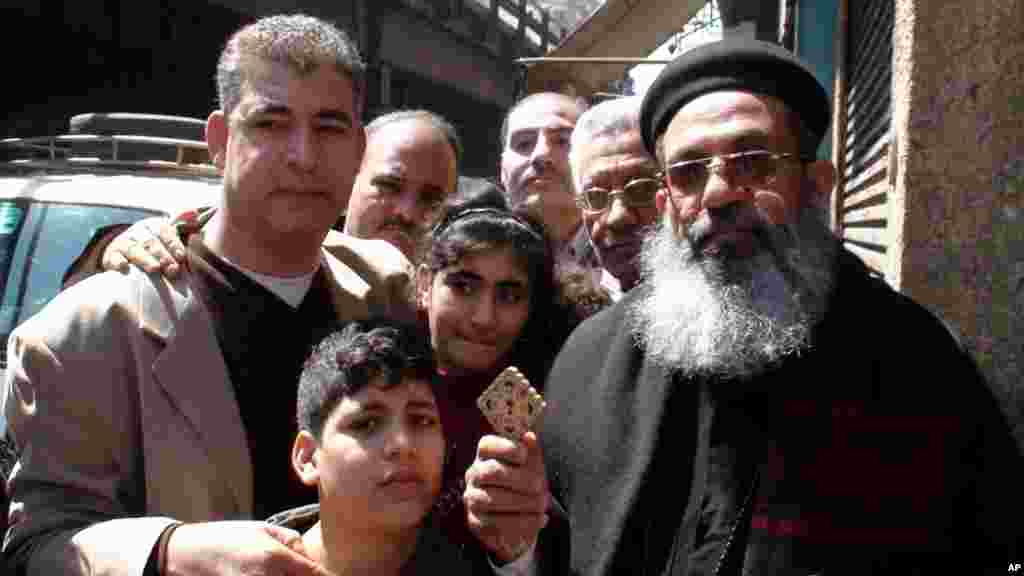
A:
2;14;412;576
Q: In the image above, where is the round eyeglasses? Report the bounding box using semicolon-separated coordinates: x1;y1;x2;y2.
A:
662;150;813;200
575;177;661;214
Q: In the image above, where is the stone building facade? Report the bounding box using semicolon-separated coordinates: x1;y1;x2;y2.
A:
829;0;1024;441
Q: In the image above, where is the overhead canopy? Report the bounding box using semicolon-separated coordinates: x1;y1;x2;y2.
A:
523;0;707;97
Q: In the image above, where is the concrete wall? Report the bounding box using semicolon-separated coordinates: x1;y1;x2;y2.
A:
379;65;505;178
377;6;517;106
892;0;1024;436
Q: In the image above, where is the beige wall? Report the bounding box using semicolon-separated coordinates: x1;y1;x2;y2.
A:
892;0;1024;434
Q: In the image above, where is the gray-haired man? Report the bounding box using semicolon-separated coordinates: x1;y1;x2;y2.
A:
568;96;660;298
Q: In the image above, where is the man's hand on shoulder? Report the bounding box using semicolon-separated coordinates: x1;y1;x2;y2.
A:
164;521;333;576
102;217;187;277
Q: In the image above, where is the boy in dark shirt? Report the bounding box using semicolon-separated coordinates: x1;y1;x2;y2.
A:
275;319;470;575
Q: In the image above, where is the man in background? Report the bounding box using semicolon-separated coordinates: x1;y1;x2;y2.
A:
498;92;594;268
342;109;459;259
568;96;659;298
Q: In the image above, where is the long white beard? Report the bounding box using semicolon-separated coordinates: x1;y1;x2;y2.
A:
627;204;838;380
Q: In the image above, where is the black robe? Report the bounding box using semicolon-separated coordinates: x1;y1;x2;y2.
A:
539;248;1023;575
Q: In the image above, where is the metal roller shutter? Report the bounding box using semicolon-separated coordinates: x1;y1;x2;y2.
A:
834;0;894;274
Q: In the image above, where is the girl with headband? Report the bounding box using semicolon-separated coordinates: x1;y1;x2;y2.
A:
414;182;605;568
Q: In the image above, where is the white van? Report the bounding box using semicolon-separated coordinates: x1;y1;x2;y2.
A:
0;114;221;435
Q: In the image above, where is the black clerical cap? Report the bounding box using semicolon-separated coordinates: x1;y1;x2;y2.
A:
639;37;830;157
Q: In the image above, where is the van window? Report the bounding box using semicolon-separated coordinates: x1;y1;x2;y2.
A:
0;199;161;353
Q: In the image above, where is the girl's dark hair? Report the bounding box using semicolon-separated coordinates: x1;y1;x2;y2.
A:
296;318;435;439
416;184;568;386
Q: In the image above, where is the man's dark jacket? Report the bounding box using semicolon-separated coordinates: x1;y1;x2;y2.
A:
539;247;1023;575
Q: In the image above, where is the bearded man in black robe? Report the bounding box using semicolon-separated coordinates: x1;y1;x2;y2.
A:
539;37;1023;576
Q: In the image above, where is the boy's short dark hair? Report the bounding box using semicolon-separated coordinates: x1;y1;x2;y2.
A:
297;318;435;439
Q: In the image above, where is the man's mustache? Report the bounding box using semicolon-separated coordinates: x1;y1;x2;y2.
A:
378;218;418;235
524;158;567;181
685;203;772;250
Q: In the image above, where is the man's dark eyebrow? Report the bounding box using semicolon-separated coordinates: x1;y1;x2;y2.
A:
248;105;352;127
731;131;773;151
667;129;775;164
316;110;353;128
667;148;707;164
496;278;528;290
587;160;660;184
445;269;482;282
248;103;292;117
406;399;439;411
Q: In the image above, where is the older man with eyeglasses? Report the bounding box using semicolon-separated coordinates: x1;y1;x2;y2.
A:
569;96;659;298
538;37;1023;575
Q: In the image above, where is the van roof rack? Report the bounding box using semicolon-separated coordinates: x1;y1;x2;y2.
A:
0;113;217;177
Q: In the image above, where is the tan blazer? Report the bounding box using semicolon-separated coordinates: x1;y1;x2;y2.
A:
2;234;413;575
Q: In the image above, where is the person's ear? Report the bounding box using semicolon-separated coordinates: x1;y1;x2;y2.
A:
205;111;228;171
804;160;836;211
291;430;321;487
415;265;433;311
